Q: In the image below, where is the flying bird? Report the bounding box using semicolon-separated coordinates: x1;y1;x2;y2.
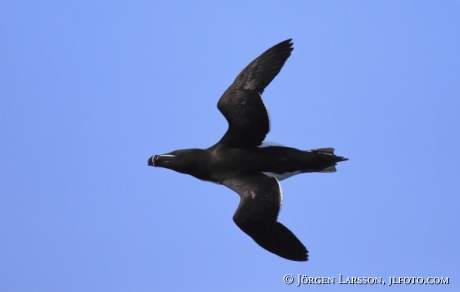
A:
148;39;347;261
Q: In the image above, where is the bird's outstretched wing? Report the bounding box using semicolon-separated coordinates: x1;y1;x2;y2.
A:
223;173;308;261
216;39;293;148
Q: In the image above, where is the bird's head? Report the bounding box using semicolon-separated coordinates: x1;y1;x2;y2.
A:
148;149;207;178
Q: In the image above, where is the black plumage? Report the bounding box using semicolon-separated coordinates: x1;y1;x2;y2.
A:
148;39;347;261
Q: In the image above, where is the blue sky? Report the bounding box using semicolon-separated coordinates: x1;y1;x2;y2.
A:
1;1;459;291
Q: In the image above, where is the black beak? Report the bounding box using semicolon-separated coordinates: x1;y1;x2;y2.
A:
148;154;176;167
147;155;158;166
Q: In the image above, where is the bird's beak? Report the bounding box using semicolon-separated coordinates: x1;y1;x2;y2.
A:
147;155;158;166
147;154;176;167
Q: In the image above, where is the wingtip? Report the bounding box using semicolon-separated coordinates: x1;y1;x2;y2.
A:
282;38;293;44
286;248;309;262
241;222;308;262
282;38;294;50
271;39;294;52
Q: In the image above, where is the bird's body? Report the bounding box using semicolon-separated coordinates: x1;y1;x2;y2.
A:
148;39;347;261
154;144;341;184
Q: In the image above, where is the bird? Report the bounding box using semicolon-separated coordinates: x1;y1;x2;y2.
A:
148;39;347;261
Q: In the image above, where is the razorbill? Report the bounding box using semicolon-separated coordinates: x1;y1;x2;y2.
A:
148;39;348;261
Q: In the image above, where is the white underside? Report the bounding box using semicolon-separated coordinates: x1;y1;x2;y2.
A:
259;141;301;181
257;141;286;148
274;177;283;207
262;170;301;181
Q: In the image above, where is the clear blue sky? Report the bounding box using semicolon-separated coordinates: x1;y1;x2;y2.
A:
1;1;459;291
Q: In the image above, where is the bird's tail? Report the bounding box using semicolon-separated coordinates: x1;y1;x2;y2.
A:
307;148;348;173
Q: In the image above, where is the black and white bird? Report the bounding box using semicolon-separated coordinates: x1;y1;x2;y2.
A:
148;39;347;261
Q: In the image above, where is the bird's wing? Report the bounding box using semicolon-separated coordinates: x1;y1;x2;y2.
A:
216;39;293;148
222;172;308;261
